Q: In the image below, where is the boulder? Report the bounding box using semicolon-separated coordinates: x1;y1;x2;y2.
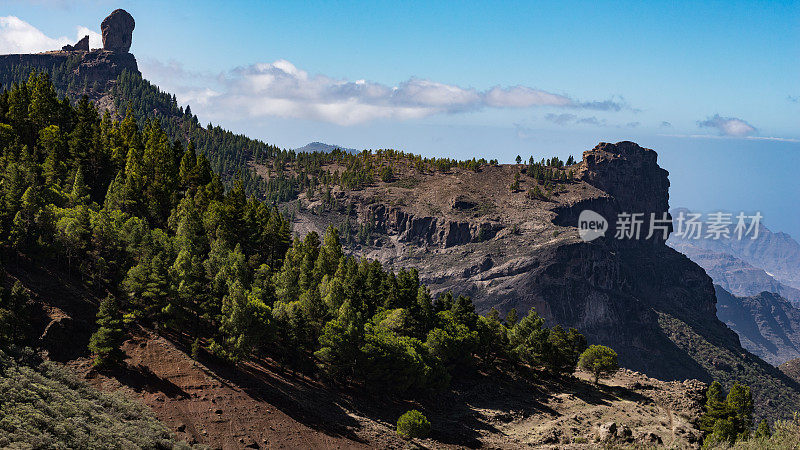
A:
101;9;135;52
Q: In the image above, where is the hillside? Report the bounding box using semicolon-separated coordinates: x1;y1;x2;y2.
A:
715;285;800;366
1;8;798;444
0;347;187;448
0;60;717;447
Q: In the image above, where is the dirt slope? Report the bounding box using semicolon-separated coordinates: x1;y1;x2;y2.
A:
62;328;705;449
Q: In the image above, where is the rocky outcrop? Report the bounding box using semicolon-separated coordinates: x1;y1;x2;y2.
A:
102;9;135;52
0;51;139;92
62;35;89;52
362;203;502;248
0;10;139;102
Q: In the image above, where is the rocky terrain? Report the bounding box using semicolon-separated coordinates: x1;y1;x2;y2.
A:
780;358;800;383
56;329;707;449
2;9;799;444
1;244;707;449
716;285;800;366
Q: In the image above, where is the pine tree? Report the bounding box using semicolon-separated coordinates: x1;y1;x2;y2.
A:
505;308;518;327
88;295;125;368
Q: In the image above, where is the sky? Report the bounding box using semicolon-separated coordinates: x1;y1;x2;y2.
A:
2;0;799;236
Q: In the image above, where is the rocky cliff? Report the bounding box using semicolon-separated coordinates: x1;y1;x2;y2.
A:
286;141;800;420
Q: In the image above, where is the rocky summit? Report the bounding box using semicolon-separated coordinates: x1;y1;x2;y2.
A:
101;9;136;53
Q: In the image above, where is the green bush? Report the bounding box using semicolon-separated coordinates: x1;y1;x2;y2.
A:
397;409;431;439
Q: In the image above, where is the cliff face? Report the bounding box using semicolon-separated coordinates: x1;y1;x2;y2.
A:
0;51;138;93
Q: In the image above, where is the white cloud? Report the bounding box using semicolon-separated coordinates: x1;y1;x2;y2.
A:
0;16;101;53
697;114;757;137
485;86;572;108
145;58;628;126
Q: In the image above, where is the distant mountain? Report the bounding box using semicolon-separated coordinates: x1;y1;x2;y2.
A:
294;141;358;154
668;208;800;292
668;208;800;305
669;243;800;305
716;285;800;366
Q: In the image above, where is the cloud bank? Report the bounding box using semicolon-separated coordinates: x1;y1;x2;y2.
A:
0;16;100;54
147;59;627;126
697;114;756;137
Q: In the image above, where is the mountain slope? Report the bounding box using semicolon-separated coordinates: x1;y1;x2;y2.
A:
672;244;800;305
668;211;800;293
715;285;800;366
3;20;799;423
0;348;185;448
296;141;358;154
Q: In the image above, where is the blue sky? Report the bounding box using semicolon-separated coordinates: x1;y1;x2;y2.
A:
2;0;799;236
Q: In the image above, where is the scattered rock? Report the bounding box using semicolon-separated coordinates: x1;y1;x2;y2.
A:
176;423;186;432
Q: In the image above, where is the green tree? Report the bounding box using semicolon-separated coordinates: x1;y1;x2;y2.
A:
505;308;518;327
508;308;549;367
0;281;31;345
578;345;618;384
88;295;125;368
315;300;364;382
509;172;520;192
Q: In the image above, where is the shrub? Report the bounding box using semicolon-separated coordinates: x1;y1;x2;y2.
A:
380;165;394;182
578;345;618;384
397;409;431;439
